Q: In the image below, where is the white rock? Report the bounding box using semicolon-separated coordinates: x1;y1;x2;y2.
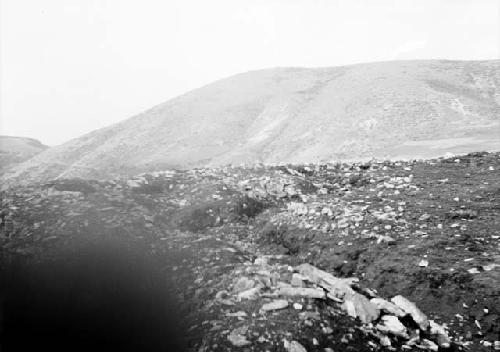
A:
227;330;251;346
226;311;248;317
261;299;288;311
277;287;325;299
377;235;395;244
284;340;307;352
391;295;429;331
238;287;261;300
483;264;499;271
126;179;143;188
296;263;357;298
376;315;409;338
342;299;357;318
370;298;406;317
418;339;438;351
341;292;380;323
419;259;429;267
429;320;451;348
291;273;306;287
321;207;333;217
254;257;268;266
379;335;392;347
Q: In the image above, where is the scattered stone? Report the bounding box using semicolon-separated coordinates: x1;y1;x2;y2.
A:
227;328;251;347
467;267;480;274
254;257;268;266
419;259;429;267
277;287;326;299
379;334;392;347
3;152;498;351
429;320;451;348
376;315;409;339
322;326;333;334
284;340;307;352
215;290;235;305
341;292;380;323
447;209;478;219
238;287;261;300
419;213;431;221
226;311;248;318
370;298;406;317
233;277;256;293
257;336;267;343
391;295;429;330
299;311;321;321
483;263;499;271
261;299;289;312
291;273;306;287
418;339;438;351
297;263;357;298
342;299;357;318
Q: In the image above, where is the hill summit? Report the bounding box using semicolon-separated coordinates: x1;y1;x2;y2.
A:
0;136;48;172
3;60;500;186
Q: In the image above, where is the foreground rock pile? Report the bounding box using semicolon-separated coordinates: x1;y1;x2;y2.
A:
197;255;452;351
1;152;499;351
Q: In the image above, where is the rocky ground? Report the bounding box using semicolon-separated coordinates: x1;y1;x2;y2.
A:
1;152;499;351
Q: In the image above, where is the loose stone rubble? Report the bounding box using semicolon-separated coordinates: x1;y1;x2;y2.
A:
376;315;409;339
224;256;451;350
1;151;500;351
391;295;430;331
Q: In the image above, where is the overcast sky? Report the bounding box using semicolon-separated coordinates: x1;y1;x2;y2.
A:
1;0;499;145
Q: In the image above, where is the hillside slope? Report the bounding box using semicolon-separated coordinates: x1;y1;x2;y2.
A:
3;60;500;186
0;136;48;173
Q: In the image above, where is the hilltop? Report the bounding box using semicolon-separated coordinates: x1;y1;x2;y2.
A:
2;60;500;188
0;136;48;173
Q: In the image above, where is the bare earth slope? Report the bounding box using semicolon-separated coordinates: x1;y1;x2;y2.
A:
3;60;500;186
0;136;48;173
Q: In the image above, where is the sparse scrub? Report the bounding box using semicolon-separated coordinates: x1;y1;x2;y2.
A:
260;221;287;244
296;179;318;194
176;203;223;232
233;196;267;220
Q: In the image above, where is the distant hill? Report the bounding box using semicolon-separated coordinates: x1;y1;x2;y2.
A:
2;60;500;187
0;136;48;173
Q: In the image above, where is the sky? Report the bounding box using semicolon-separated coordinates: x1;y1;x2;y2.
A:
1;0;499;146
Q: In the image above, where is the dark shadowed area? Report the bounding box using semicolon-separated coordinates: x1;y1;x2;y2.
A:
0;239;187;351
